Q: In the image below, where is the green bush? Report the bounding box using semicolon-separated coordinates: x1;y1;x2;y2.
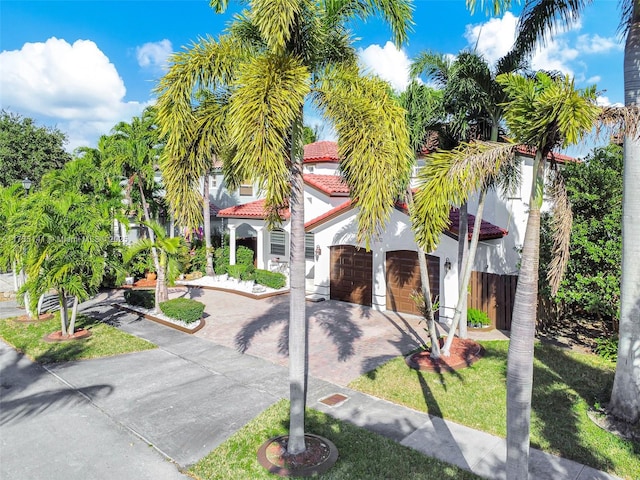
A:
240;263;256;281
254;269;287;289
227;264;247;279
467;308;491;327
214;246;230;274
236;245;254;266
594;335;618;362
159;298;205;324
187;242;208;274
124;289;155;309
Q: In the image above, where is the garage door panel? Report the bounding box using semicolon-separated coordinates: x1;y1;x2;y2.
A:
386;250;440;316
330;246;372;306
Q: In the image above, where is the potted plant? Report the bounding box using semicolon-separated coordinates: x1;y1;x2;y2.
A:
467;308;492;329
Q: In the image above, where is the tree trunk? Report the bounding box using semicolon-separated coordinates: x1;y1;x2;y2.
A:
458;202;469;338
406;188;440;357
610;9;640;424
203;173;215;277
68;296;79;335
137;179;160;274
442;189;487;355
288;111;307;455
505;151;545;479
155;258;168;312
58;291;68;336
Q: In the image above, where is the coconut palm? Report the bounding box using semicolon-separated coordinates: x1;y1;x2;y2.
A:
497;72;599;479
469;0;640;428
156;0;413;455
124;220;186;313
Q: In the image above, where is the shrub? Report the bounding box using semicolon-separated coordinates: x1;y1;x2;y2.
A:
159;298;205;324
124;289;155;309
240;263;256;281
188;242;209;273
214;246;230;274
594;335;618;362
255;269;287;289
227;264;247;279
467;308;491;327
236;246;254;266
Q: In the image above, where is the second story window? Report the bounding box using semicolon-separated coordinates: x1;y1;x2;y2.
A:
239;179;253;196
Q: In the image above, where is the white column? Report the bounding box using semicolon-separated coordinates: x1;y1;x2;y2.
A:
255;226;265;270
169;216;175;238
228;224;237;265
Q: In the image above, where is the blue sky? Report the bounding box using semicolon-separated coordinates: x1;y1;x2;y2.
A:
0;1;625;153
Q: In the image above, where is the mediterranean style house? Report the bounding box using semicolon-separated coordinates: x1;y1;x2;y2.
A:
212;141;575;329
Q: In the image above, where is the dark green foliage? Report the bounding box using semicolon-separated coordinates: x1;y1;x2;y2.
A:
240;263;256;281
187;240;208;273
594;335;618;362
467;307;491;327
159;298;205;324
0;111;72;187
127;249;155;278
540;144;622;329
227;264;247;279
254;269;286;289
236;245;254;266
214;246;230;274
124;289;155;309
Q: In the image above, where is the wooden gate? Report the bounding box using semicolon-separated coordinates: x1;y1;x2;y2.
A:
468;272;517;330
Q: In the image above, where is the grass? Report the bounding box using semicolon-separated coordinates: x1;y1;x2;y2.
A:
189;399;481;480
0;314;156;363
349;340;640;480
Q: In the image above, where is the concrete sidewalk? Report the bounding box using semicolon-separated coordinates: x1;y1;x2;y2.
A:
0;293;622;480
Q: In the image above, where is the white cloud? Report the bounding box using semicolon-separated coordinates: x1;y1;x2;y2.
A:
358;41;412;92
577;34;622;54
136;39;172;71
464;12;518;65
586;75;601;84
596;95;611;106
530;38;578;76
0;37;148;149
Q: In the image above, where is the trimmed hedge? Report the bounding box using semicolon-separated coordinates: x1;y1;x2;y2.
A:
124;289;155;309
159;298;205;324
254;269;286;289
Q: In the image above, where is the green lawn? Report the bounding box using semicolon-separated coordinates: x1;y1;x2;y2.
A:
189;400;481;480
349;340;639;480
0;314;156;363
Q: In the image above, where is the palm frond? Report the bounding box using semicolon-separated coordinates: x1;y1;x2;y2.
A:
547;171;572;296
251;0;304;52
410;51;451;84
466;0;514;15
596;105;640;141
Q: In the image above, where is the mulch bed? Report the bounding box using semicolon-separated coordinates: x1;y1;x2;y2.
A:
13;313;54;323
43;329;92;343
257;434;338;477
406;337;484;373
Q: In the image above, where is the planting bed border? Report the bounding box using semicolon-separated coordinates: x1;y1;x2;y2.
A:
115;304;206;334
183;284;289;300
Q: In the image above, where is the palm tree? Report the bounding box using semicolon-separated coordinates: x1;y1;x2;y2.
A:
156;0;413;456
0;183;27;305
469;0;640;427
124;220;186;313
498;72;599;479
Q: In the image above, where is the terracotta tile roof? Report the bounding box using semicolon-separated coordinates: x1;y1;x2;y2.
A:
515;145;577;164
304;174;350;196
448;208;508;240
304;141;339;163
305;200;353;231
217;199;290;220
394;202;507;240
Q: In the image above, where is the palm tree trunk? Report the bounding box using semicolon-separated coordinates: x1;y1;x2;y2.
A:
155;258;168;312
458;202;469;338
442;189;487;355
406;189;440;357
203;173;215;277
609;7;640;424
506;151;545;479
288;111;307;455
68;296;79;335
58;291;68;336
137;180;160;274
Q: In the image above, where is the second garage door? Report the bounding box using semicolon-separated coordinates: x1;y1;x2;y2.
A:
386;250;440;316
330;245;372;306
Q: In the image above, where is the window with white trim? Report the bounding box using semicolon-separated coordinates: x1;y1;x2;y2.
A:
270;229;286;255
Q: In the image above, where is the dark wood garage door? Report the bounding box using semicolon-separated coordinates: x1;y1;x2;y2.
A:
330;245;372;306
386;250;440;316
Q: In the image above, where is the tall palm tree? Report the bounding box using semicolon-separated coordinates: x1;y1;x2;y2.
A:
469;0;640;427
156;0;413;455
498;72;599;479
